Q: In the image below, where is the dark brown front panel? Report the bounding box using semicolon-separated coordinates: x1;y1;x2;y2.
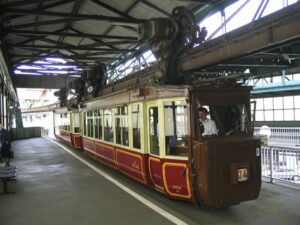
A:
193;137;261;207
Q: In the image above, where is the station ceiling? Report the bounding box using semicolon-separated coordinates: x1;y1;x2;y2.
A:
1;0;300;92
1;0;227;89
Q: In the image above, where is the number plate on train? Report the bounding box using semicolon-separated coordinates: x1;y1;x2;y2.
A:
237;168;248;182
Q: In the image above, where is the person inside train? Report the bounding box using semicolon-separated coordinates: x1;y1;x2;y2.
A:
198;107;218;136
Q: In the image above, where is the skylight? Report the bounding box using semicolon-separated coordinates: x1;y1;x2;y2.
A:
199;0;298;40
14;70;42;76
45;57;67;64
14;57;82;77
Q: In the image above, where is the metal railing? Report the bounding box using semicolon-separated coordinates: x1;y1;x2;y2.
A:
261;145;300;185
254;127;300;147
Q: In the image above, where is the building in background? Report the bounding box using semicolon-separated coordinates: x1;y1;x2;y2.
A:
17;88;58;137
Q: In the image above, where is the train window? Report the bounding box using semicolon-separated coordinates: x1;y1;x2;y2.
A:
122;116;128;146
94;110;98;139
132;104;141;149
59;113;71;132
115;106;129;146
60;114;64;131
83;112;87;136
94;109;103;140
95;118;99;139
66;125;70;131
94;110;99;117
73;113;80;133
87;110;94;138
204;104;250;136
149;107;159;155
104;109;114;142
115;106;127;115
164;101;188;156
54;114;61;135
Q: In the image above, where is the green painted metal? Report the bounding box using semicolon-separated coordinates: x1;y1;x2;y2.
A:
15;105;23;128
251;80;300;94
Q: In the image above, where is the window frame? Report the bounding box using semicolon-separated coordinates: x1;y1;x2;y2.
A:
115;105;129;147
252;95;299;122
146;98;189;160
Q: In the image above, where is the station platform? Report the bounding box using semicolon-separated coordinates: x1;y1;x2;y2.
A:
0;137;299;225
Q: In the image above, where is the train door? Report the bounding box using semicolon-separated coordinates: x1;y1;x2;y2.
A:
146;100;191;199
161;99;191;199
72;112;80;134
72;112;82;149
146;101;165;191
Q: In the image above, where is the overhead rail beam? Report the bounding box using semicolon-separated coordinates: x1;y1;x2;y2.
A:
2;8;145;24
3;0;72;9
57;0;86;46
91;0;136;19
3;0;80;21
179;2;300;72
10;54;115;61
216;63;287;68
8;18;83;29
5;29;138;41
68;27;125;50
10;44;135;52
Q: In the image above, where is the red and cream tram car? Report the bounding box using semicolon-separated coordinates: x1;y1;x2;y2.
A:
54;83;261;208
54;108;82;149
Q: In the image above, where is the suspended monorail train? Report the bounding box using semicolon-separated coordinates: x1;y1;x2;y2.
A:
54;83;261;208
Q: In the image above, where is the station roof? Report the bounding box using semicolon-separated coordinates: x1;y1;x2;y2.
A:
1;0;300;96
1;0;224;86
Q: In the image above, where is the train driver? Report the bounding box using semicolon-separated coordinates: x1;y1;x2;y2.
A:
198;107;218;136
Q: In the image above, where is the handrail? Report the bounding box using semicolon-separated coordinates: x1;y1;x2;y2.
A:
254;127;300;147
261;145;300;186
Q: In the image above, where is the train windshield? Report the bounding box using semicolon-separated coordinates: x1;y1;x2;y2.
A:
199;104;252;137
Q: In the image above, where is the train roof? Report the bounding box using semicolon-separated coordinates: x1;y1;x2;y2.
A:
83;83;190;110
54;106;80;114
82;82;252;110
